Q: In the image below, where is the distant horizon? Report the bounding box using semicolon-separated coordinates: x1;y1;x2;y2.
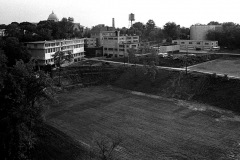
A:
1;0;240;29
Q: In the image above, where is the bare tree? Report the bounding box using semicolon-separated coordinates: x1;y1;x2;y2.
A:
91;134;123;160
52;51;73;86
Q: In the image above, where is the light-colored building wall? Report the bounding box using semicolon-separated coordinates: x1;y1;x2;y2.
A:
84;38;97;48
172;40;219;51
102;34;139;57
152;45;180;53
190;25;222;40
26;38;85;65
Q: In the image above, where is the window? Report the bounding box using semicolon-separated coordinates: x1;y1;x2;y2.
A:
197;42;201;45
189;42;193;44
119;49;124;51
34;44;38;48
205;43;209;45
174;42;177;44
104;48;107;50
181;42;185;44
108;48;113;51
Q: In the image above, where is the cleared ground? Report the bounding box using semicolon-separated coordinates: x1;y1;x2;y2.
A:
188;58;240;78
46;86;240;160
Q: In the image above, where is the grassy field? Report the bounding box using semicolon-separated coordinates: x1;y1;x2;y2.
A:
188;58;240;78
46;86;240;160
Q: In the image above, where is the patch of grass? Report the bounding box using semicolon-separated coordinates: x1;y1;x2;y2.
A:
47;86;240;160
31;123;89;160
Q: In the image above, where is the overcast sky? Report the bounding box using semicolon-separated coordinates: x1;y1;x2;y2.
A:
0;0;240;28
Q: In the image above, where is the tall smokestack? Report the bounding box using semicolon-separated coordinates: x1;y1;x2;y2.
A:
112;18;115;28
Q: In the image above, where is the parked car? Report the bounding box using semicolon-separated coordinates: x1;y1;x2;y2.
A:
158;53;168;57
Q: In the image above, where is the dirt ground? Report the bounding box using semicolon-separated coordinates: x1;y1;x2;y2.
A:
46;86;240;160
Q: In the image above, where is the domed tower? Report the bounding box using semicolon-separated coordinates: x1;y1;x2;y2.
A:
47;11;59;22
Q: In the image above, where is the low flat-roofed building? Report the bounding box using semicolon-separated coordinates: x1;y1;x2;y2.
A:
25;38;85;66
172;40;219;51
152;45;180;53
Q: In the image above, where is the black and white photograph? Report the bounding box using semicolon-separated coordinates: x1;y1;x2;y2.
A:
0;0;240;159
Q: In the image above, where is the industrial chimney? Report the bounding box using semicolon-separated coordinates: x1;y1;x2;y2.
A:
112;18;115;28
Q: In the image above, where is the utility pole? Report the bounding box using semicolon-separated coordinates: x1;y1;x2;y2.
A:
185;45;188;75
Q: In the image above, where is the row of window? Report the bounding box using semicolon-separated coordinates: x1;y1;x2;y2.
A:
45;52;84;64
45;44;84;53
45;43;60;47
45;47;61;53
73;44;84;48
44;40;83;48
176;41;215;45
104;48;125;52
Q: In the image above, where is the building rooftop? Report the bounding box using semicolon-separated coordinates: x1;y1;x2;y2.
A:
47;11;59;22
25;38;84;44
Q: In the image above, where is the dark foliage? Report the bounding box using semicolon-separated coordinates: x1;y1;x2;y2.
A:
0;60;55;159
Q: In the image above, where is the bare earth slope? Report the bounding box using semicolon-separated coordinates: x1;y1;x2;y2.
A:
46;86;240;160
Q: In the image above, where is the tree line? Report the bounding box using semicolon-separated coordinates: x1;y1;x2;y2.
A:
117;20;190;43
206;22;240;49
0;17;84;43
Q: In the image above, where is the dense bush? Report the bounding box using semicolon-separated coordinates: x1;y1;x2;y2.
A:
113;66;240;113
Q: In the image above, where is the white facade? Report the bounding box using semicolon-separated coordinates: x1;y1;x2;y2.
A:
102;34;139;57
190;25;222;40
152;45;180;53
172;40;219;51
26;39;85;65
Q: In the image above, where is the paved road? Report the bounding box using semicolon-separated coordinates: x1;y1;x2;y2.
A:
88;58;240;79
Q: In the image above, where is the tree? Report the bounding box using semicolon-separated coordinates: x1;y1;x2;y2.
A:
52;51;73;86
91;134;123;160
132;22;146;37
127;48;138;64
146;19;156;31
163;22;180;41
206;22;240;49
3;37;31;66
0;24;7;29
5;23;21;38
179;27;190;39
0;60;55;159
133;22;145;31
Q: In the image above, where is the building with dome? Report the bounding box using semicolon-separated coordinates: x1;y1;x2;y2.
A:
47;11;59;22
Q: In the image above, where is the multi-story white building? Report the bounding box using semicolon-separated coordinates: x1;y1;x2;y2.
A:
102;32;139;57
26;38;85;65
90;24;116;46
172;40;219;51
